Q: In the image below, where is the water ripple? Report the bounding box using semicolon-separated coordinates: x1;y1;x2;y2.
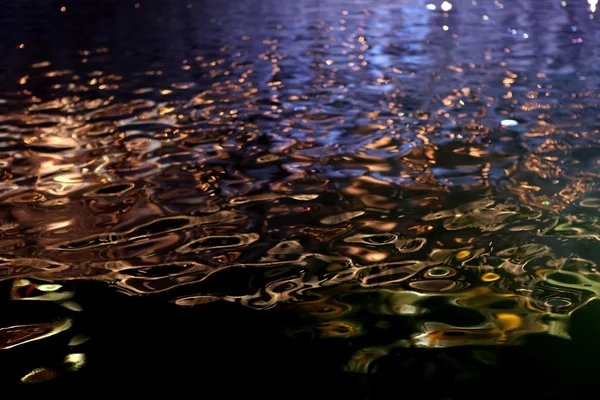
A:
1;0;600;388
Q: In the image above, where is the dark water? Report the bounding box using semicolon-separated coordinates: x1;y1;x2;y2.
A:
2;0;600;396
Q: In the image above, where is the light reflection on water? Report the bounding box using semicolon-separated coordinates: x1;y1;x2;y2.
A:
1;0;600;391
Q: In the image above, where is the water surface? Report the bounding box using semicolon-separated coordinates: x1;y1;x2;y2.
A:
1;0;600;396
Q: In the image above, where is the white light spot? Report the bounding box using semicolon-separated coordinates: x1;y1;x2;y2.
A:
426;3;436;10
501;119;519;127
441;1;453;11
37;284;62;292
64;353;86;371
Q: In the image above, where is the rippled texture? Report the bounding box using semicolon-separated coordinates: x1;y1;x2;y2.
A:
2;0;600;395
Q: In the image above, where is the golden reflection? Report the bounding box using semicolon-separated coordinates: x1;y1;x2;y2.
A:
21;367;60;383
317;321;361;338
2;0;600;374
481;272;501;282
0;319;72;350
